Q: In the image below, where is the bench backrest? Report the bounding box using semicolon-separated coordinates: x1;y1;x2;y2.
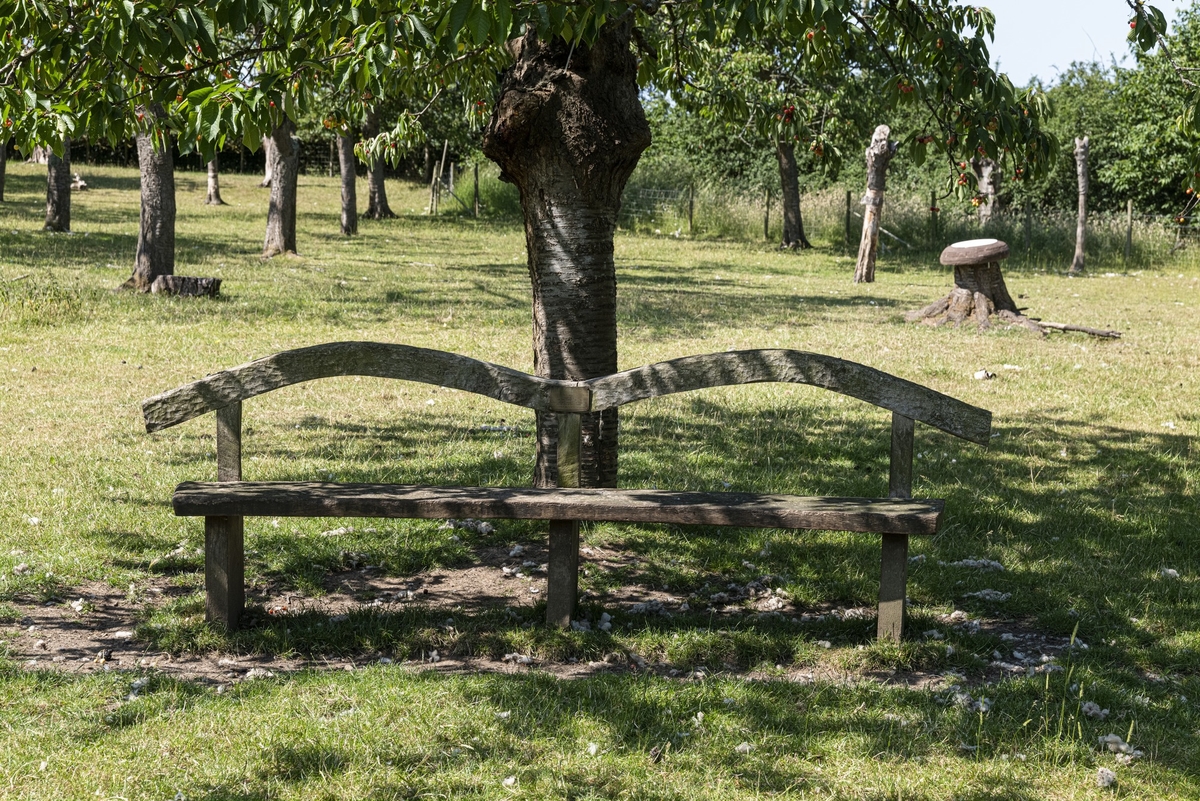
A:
142;341;990;445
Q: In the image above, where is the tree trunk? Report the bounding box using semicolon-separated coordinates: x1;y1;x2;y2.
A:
262;118;299;257
423;141;435;185
1071;136;1088;275
205;158;226;205
337;133;358;235
130;121;176;290
30;146;49;165
0;137;7;202
853;125;896;283
482;20;651;489
363;110;396;220
776;141;812;250
971;157;1000;225
44;139;71;232
259;135;274;187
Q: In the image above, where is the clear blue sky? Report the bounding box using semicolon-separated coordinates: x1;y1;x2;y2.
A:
980;0;1191;86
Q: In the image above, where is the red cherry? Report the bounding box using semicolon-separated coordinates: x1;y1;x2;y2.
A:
1130;19;1137;29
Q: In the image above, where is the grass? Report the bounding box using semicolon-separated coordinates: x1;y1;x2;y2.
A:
0;160;1198;799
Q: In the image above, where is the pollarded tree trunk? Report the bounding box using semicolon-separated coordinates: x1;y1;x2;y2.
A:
45;139;71;232
482;20;651;489
205;158;226;205
363;110;395;220
337;133;358;235
776;141;812;250
129;120;176;290
971;157;1000;225
259;135;274;187
262;118;299;258
1071;136;1089;275
853;125;896;283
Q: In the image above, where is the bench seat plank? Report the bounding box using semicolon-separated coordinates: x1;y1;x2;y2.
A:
173;482;943;535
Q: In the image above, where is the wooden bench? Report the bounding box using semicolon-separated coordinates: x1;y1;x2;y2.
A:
142;342;991;641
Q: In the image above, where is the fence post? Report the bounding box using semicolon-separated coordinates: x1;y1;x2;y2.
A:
845;189;852;248
473;163;480;218
764;187;770;241
1024;201;1032;251
929;190;937;241
1125;199;1133;264
688;183;694;234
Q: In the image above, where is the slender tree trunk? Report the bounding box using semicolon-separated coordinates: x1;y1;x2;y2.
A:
482;20;650;488
205;158;226;205
262;118;299;257
259;135;274;187
363;109;396;220
0;137;7;202
1071;136;1089;275
337;133;358;235
129;121;177;290
853;125;896;283
971;157;1000;225
45;139;71;232
775;141;812;250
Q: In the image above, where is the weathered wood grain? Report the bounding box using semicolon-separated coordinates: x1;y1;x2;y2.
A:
879;412;915;641
216;402;242;482
173;482;944;535
547;412;583;627
205;515;243;630
585;349;991;444
142;342;592;432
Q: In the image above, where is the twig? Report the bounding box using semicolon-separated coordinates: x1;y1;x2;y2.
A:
1037;321;1122;339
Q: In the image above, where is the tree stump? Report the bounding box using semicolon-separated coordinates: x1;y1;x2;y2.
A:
906;239;1036;332
905;238;1121;337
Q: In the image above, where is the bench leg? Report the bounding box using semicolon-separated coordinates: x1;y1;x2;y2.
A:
205;515;244;630
877;532;908;642
546;519;579;628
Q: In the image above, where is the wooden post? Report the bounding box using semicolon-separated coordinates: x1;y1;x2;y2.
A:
763;187;770;241
878;412;913;642
1124;199;1133;264
854;125;898;283
929;190;938;241
546;412;581;627
688;183;695;234
328;137;335;178
473;163;480;218
1070;136;1089;275
845;189;852;248
208;402;244;629
449;161;455;195
1024;201;1032;251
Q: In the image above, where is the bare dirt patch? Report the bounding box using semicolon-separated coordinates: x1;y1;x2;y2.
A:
2;544;1079;690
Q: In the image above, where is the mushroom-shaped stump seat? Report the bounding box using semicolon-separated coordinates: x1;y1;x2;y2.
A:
939;238;1009;266
906;237;1025;329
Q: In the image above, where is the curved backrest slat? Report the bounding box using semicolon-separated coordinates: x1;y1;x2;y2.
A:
142;342;990;445
585;349;991;445
142;341;586;432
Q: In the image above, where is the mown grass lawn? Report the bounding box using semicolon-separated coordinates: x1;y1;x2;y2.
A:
0;161;1197;799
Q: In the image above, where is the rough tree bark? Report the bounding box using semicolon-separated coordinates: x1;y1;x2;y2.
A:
853;125;897;283
482;19;651;488
262;118;299;257
1071;136;1089;275
971;157;1000;225
129;118;176;290
44;139;71;232
363;109;396;220
776;141;812;250
205;158;226;205
259;135;274;187
337;133;358;235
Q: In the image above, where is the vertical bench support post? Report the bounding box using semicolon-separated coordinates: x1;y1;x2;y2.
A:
546;411;581;627
879;412;914;642
207;402;244;629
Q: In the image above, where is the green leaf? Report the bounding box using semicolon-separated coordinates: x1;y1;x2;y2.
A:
465;4;489;45
446;0;473;38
